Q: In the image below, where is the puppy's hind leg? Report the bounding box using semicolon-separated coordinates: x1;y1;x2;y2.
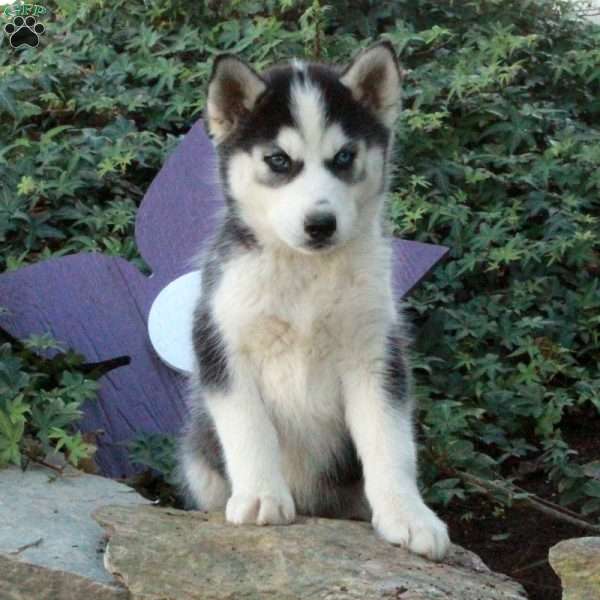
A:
335;480;372;522
179;406;230;511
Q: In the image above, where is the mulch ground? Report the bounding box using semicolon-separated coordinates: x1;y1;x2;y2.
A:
439;407;600;600
439;497;582;600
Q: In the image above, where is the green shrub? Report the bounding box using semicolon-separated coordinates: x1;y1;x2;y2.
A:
128;431;177;485
385;0;600;517
1;0;599;520
0;331;99;468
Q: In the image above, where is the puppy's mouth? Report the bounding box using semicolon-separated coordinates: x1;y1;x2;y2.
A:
299;236;341;254
306;238;335;250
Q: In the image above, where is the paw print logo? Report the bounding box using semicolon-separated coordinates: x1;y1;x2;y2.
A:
4;15;45;48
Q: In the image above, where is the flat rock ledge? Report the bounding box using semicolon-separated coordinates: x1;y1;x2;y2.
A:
0;465;149;582
95;505;528;600
0;554;128;600
549;536;600;600
0;464;149;599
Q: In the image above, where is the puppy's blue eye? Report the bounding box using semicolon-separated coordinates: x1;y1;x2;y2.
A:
264;152;292;173
333;148;355;169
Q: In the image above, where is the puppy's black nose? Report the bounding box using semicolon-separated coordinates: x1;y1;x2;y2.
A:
304;212;337;243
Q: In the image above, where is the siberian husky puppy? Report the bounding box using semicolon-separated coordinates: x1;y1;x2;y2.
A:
179;42;450;560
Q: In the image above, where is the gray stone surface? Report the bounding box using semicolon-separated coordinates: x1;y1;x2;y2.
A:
0;554;129;600
549;536;600;600
96;505;528;600
0;464;149;585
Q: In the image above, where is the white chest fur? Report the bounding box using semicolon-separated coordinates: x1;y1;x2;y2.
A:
210;239;394;499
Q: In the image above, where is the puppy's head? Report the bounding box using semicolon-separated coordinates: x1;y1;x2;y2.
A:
206;42;402;254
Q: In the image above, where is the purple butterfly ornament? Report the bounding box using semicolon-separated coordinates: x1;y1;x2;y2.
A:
0;121;447;477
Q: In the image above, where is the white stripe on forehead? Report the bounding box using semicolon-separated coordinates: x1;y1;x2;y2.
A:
291;58;306;73
290;75;327;149
276;120;351;162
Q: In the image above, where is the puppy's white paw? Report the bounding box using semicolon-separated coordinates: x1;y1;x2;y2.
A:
226;488;296;526
373;498;450;561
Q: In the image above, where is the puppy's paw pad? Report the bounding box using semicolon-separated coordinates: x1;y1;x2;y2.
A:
374;504;450;561
226;491;295;526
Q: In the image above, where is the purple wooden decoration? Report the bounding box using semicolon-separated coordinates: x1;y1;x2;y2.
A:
0;121;448;477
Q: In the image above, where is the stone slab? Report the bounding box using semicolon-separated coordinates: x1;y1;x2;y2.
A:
549;536;600;600
95;505;528;600
0;555;129;600
0;465;149;585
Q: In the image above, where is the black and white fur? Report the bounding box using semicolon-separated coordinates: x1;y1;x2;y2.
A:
179;42;450;560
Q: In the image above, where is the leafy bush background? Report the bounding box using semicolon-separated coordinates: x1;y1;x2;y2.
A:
0;331;99;467
1;0;599;520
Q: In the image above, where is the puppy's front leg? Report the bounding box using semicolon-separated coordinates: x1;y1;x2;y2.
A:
207;361;295;526
343;353;450;560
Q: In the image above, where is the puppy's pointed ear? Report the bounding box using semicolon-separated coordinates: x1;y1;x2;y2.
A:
206;55;266;143
340;41;402;128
